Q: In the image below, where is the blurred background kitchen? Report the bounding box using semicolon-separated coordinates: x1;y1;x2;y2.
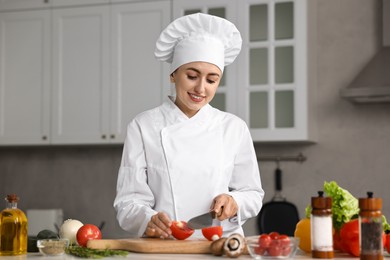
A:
0;0;389;238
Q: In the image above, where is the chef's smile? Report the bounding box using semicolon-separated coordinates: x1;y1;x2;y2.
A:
171;61;221;118
188;92;205;102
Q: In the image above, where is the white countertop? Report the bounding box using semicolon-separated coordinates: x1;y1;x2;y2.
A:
0;251;369;260
1;252;248;260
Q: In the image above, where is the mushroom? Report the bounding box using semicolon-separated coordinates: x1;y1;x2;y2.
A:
223;233;247;258
210;237;227;256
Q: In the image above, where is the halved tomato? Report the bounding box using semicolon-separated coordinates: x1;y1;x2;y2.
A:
170;221;194;240
201;226;223;241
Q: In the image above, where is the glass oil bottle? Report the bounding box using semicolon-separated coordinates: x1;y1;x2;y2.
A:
311;191;334;258
0;194;28;256
359;192;383;260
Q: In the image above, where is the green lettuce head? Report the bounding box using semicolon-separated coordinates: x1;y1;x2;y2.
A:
323;181;359;231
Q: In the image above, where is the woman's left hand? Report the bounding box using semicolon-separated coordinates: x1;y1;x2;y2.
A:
144;212;172;239
210;194;238;221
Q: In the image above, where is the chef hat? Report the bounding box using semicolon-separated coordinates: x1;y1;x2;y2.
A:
154;13;242;73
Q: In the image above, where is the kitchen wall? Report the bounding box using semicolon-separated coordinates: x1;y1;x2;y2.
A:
1;0;389;238
0;146;128;237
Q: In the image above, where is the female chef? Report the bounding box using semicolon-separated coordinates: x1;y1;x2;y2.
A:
114;13;264;239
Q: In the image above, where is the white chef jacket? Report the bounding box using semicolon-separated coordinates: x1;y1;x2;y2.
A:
114;96;264;238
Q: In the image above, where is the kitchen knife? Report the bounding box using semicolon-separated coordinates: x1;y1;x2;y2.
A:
187;211;217;230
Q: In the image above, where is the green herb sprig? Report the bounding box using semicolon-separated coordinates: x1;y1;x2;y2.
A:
66;245;128;258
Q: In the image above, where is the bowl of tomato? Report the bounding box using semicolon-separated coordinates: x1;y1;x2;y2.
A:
246;232;299;259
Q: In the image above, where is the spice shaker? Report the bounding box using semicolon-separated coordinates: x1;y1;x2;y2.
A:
359;192;383;260
0;194;28;256
311;191;334;258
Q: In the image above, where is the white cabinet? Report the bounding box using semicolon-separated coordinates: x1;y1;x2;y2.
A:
0;0;110;11
0;0;50;11
110;1;171;143
51;0;110;8
52;1;170;144
111;0;167;3
51;5;111;144
0;10;51;145
173;0;316;142
0;0;171;145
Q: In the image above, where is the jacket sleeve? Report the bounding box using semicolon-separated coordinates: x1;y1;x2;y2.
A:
227;122;264;227
113;119;157;237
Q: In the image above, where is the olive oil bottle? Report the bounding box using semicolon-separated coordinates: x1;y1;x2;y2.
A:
0;194;28;256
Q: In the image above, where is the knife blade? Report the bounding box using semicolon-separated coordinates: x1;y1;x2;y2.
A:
187;211;217;230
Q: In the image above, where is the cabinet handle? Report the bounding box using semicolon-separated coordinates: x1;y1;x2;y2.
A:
101;134;106;139
42;135;47;140
110;134;115;139
44;0;49;3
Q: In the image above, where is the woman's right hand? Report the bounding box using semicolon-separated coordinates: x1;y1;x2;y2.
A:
144;212;172;238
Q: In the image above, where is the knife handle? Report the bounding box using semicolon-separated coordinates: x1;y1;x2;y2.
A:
211;206;224;218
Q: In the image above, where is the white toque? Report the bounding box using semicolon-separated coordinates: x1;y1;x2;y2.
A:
154;13;242;73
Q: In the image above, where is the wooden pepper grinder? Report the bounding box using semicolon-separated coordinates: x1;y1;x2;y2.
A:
359;191;383;260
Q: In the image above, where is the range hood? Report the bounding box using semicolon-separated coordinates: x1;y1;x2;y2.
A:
340;0;390;103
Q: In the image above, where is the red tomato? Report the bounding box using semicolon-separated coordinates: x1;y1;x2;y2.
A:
277;235;290;247
254;246;266;255
258;234;272;249
348;238;360;257
333;232;342;251
340;219;359;256
201;226;222;241
386;233;390;254
282;245;292;256
340;219;359;241
76;224;102;247
269;231;280;240
170;221;194;240
333;231;349;253
277;235;291;256
267;240;282;257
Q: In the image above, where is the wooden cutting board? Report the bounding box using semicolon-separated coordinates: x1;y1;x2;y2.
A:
87;238;212;254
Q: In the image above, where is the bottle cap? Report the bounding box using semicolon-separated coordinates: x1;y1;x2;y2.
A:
359;191;382;211
5;194;19;203
312;191;332;209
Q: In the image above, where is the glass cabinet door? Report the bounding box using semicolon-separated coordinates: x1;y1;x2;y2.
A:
236;0;311;141
248;1;295;130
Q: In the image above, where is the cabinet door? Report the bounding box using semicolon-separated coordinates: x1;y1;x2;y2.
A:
51;0;109;7
111;0;168;3
0;0;50;11
236;0;312;142
110;1;171;143
0;10;51;145
172;0;238;114
51;6;110;144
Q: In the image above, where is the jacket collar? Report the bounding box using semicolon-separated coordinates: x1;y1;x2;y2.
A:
163;96;212;124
